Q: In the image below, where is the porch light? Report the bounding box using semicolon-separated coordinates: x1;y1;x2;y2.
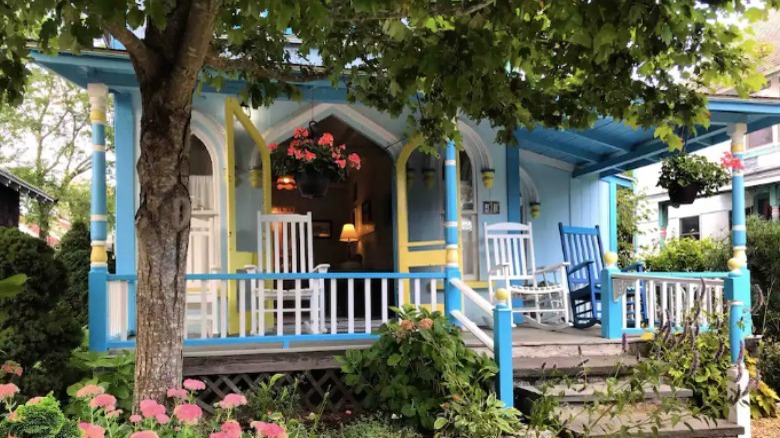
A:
276;175;296;191
481;168;495;189
530;202;541;218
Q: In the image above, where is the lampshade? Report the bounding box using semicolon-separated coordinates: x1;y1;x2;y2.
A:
339;223;359;242
276;175;296;191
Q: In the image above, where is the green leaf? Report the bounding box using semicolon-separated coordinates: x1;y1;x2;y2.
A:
434;417;448;430
387;354;402;366
401;404;416;417
0;274;26;299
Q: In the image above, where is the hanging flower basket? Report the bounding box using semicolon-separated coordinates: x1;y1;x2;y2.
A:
658;153;730;207
267;124;361;199
295;169;331;199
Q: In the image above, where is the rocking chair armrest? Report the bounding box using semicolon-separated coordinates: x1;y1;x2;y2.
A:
568;260;594;275
243;264;259;273
534;262;570;275
311;264;331;273
621;261;645;273
488;263;511;277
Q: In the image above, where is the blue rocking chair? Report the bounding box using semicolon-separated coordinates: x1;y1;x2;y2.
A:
558;223;644;329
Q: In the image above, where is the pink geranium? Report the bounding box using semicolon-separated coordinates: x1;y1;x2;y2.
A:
173;403;203;425
89;394;117;410
267;143;278;152
317;133;334;147
79;422;106;438
76;384;105;398
139;399;166;419
347;153;361;170
0;383;19;399
303;150;317;161
167;388;188;399
218;393;247;409
252;421;288;438
129;432;159;438
182;379;206;391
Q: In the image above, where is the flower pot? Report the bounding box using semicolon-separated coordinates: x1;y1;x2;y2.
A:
668;182;700;206
294;170;330;199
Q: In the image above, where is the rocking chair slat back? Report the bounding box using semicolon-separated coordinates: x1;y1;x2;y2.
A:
484;222;537;283
259;212;315;274
559;224;604;284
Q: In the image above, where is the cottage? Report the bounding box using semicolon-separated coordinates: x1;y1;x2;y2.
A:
0;168;56;229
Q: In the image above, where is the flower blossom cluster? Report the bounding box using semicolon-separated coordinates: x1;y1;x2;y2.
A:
268;126;361;176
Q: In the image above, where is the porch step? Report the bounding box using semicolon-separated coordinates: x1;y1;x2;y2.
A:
512;355;639;379
516;381;693;405
559;407;743;437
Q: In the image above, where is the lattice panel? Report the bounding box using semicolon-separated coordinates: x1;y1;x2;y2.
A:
193;369;363;413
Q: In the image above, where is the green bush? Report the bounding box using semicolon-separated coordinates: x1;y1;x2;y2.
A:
0;228;83;398
55;222;90;326
322;416;422;438
0;396;80;438
643;237;729;273
337;305;519;432
759;342;780;402
66;350;135;414
744;216;780;338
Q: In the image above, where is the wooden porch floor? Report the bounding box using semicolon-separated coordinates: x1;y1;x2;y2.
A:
182;326;639;376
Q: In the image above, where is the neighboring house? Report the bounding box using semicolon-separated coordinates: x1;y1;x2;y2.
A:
635;12;780;250
0;168;56;229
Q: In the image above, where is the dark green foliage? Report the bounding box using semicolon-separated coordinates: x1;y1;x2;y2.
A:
658;153;730;197
55;222;90;326
0;228;82;398
0;396;80;438
617;186;650;267
336;305;504;431
322;416;422;438
744;216;780;339
759;342;780;400
644;237;730;273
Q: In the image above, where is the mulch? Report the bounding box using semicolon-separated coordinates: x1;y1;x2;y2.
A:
754;417;780;437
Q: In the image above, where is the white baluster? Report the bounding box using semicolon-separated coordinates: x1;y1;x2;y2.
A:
220;279;228;338
276;279;283;336
414;279;421;308
647;280;655;329
330;278;337;334
295;279;302;336
633;279;641;329
239;279;246;338
365;278;372;334
431;280;437;310
348;279;355;334
381;279;389;323
201;279;208;339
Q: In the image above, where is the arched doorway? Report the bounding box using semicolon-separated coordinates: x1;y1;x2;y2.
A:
187;134;221;274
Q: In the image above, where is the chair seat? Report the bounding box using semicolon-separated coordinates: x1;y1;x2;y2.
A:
259;288;316;299
509;285;567;294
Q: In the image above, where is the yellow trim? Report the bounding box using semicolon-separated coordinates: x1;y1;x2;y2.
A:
90;245;108;264
224;98;274;333
731;142;745;153
405;240;446;248
90;110;106;123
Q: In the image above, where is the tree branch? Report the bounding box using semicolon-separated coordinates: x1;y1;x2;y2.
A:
103;21;158;74
204;52;331;83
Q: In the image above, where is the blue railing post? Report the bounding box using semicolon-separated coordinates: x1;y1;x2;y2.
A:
600;252;623;340
443;140;462;321
88;83;109;352
493;288;514;408
725;257;751;438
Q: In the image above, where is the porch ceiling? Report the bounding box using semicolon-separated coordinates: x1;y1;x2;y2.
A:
32;48;780;178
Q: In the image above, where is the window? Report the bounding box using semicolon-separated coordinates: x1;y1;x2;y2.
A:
746;126;774;149
458;150;478;280
679;216;700;240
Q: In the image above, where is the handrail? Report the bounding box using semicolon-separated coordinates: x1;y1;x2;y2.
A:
450;310;494;351
107;271;447;282
612;272;725;285
449;278;493;316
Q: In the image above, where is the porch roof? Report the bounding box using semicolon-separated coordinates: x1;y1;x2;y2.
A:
32;48;780;178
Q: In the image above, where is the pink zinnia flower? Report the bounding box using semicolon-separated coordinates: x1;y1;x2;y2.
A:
167;388;188;399
318;133;334;147
220;420;242;438
27;396;43;405
219;393;248;409
76;384;104;398
182;379;206;391
173;403;203;425
129;432;159;438
89;394;117;410
129;414;142;423
252;421;287;438
156;413;170;424
0;383;19;399
79;422;105;438
139;399;166;419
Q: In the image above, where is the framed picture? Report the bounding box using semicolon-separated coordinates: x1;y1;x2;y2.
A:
361;201;372;225
312;220;332;239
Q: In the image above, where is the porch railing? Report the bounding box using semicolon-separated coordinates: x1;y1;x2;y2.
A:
601;269;737;339
100;271;445;350
449;278;514;409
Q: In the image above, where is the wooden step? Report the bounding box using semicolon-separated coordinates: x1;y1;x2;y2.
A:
560;407;743;437
516;381;693;404
513;355;639;379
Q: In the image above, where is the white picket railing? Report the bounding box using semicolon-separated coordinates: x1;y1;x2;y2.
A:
610;272;726;331
449;278;495;351
104;272;444;345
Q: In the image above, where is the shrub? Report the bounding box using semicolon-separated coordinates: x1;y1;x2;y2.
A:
55;222;90;326
0;228;82;398
337;305;519;432
67;350;135;414
759;341;780;402
0;396;80;438
744;216;780;338
322;416;422;438
643;237;729;273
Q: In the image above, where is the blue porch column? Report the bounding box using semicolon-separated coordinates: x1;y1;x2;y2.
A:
493;288;514;408
600;251;622;339
114;92;136;333
726;123;751;438
443;140;462;321
88;83;109;352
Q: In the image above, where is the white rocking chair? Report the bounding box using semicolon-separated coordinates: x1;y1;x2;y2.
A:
246;212;329;335
484;222;570;330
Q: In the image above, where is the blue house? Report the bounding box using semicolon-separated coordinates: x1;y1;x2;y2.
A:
32;43;780;433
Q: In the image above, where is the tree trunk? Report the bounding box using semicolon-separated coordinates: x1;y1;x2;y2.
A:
133;86;193;402
36;202;51;240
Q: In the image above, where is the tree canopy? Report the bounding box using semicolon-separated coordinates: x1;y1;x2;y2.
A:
1;1;775;149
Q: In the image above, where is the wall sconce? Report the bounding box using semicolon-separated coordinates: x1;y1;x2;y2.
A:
481;168;495;189
530;202;541;219
249;168;262;188
422;168;436;188
406;166;415;188
276;175;296;191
